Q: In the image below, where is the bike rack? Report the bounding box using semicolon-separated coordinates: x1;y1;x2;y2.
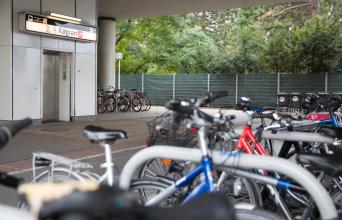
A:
119;146;337;220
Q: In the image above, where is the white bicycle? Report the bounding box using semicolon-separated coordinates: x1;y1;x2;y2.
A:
31;125;126;186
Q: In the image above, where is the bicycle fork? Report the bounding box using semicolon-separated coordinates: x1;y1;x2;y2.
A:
266;183;293;220
258;169;293;220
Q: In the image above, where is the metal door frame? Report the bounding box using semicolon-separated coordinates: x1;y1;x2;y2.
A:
41;50;73;122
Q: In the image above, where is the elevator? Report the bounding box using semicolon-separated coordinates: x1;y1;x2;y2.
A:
42;51;72;122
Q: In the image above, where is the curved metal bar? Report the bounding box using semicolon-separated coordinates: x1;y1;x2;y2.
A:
119;146;337;220
262;130;335;144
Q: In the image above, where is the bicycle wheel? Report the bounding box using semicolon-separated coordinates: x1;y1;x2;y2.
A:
219;174;263;207
18;169;84;210
105;97;115;112
144;97;151;111
132;97;142;112
117;97;129;112
130;179;179;207
97;97;106;113
139;159;192;182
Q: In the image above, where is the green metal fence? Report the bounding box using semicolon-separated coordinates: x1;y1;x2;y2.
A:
238;74;277;105
120;73;342;106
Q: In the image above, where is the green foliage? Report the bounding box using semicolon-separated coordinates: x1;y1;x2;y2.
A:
293;16;341;73
175;26;220;73
116;0;342;74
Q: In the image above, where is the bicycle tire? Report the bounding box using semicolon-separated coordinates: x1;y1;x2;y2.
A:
140;97;150;111
123;96;132;112
132;97;142;112
117;97;129;112
18;169;83;210
144;97;151;111
129;179;176;207
106;98;115;112
97;105;106;114
139;97;147;111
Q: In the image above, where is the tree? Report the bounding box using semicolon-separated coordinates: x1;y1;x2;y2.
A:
115;0;342;74
175;26;220;73
292;16;341;73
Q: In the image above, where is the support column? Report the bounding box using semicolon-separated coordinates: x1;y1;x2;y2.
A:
98;17;116;89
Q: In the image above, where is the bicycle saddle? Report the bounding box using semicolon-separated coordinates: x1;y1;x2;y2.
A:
296;153;342;177
83;125;127;143
319;127;342;139
37;185;236;220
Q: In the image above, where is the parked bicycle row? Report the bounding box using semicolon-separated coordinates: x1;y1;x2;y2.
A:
277;92;342;115
97;87;151;113
1;90;342;220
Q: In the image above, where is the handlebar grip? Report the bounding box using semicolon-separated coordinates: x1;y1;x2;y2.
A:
9;118;32;137
165;100;194;115
208;91;228;102
0;172;23;188
0;118;32;148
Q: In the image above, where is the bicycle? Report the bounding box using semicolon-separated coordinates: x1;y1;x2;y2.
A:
119;93;336;218
0;119;240;220
237;96;342;219
30;125;125;187
120;146;338;220
140;109;262;207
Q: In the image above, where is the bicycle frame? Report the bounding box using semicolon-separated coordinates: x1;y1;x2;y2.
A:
238;109;340;157
237;124;268;155
145;155;215;206
318;115;340;127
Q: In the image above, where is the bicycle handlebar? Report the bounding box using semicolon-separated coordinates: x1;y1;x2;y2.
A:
164;91;229;128
0;172;23;189
164;100;194;116
0;118;32;149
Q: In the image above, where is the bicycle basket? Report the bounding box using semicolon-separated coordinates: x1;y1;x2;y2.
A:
146;112;197;147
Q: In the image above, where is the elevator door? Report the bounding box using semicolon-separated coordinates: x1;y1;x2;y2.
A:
42;51;71;122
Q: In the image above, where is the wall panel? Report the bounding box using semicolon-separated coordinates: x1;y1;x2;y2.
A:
13;47;41;119
75;53;96;116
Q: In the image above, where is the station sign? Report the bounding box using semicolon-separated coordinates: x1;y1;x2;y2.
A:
21;13;97;42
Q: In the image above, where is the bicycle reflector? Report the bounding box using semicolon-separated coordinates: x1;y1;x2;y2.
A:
289;93;302;108
277;93;289;107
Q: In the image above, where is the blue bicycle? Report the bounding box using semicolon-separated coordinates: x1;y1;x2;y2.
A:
130;92;266;211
